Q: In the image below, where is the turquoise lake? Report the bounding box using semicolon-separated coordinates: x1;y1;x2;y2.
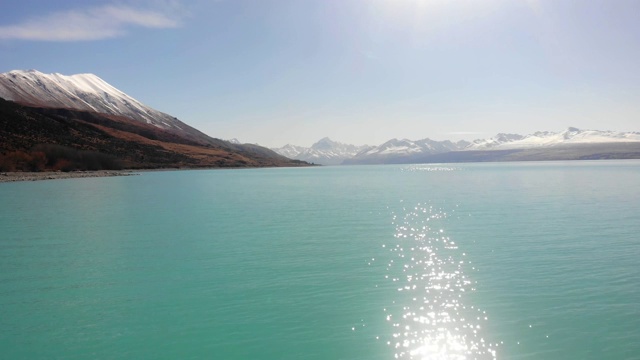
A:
1;161;640;359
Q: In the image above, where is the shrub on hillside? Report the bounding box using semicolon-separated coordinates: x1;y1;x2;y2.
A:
0;151;48;172
32;144;123;171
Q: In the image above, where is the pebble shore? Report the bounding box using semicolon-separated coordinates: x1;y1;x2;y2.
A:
0;171;138;183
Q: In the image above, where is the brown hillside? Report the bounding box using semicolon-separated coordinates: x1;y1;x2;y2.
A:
0;98;309;170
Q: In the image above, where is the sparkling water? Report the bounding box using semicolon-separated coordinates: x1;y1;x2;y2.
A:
1;161;639;359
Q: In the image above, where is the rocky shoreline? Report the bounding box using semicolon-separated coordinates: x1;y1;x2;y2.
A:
0;170;138;183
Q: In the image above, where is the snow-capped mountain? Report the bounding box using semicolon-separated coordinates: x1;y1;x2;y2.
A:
343;127;640;164
359;138;469;156
274;144;308;159
345;138;470;164
272;137;372;165
0;69;307;167
466;127;640;150
0;69;212;145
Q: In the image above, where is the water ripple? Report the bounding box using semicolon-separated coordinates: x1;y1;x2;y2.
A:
382;203;497;359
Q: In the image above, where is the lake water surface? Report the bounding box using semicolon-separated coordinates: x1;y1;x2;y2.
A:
1;161;639;359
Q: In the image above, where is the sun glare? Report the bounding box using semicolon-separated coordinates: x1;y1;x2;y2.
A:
371;0;504;33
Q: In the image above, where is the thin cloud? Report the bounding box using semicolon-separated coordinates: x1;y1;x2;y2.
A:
0;4;182;41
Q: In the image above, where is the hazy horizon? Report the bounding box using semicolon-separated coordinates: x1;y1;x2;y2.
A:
1;0;639;148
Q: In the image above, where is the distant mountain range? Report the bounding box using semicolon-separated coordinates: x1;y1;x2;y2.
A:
467;127;640;150
0;70;308;170
274;128;640;165
272;138;372;165
2;69;639;170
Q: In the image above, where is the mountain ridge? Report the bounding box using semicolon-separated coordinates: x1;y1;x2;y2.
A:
0;69;219;146
4;69;637;168
277;128;640;165
466;127;640;150
271;138;372;165
0;70;308;170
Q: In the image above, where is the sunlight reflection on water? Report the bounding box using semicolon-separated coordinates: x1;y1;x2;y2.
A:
401;166;461;172
382;203;498;360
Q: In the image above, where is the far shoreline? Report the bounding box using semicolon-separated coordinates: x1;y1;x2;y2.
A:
0;170;139;183
0;165;319;183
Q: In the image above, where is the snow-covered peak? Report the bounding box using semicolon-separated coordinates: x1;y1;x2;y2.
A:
272;138;371;165
358;137;465;158
311;137;338;151
272;144;307;159
0;69;175;130
466;127;640;150
0;69;217;145
4;70;129;106
367;138;422;155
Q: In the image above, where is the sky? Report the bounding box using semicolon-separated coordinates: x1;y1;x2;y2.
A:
1;0;639;147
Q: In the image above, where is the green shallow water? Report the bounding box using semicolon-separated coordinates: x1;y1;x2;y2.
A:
1;161;639;359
